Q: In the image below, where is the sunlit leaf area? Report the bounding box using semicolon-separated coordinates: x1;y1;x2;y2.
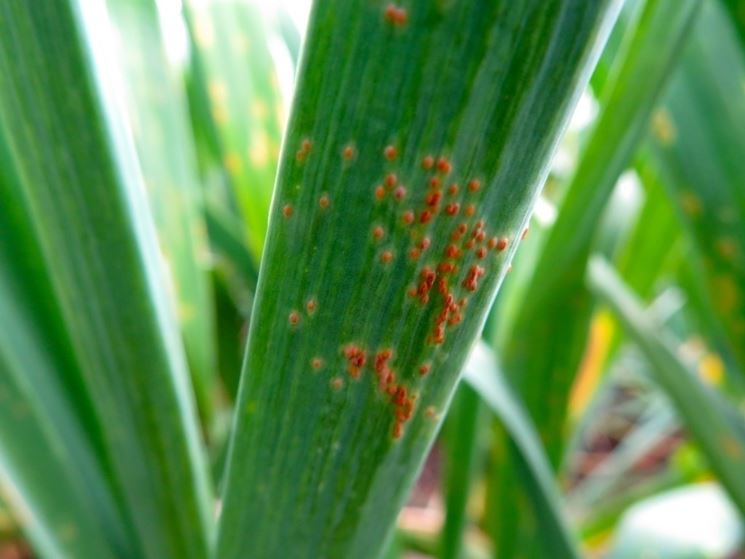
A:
1;0;744;557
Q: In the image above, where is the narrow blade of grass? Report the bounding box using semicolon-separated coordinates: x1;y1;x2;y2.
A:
498;0;701;461
463;344;581;559
183;0;284;262
106;0;217;424
587;257;745;516
0;256;134;559
484;2;700;553
440;383;482;559
647;0;745;381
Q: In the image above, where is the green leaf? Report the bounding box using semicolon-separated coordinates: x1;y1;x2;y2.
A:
0;206;133;558
0;2;213;557
616;156;683;302
484;2;699;554
721;0;745;50
105;0;217;423
184;0;284;262
216;2;622;557
646;0;745;381
498;0;701;461
440;383;482;559
587;257;745;516
463;344;581;559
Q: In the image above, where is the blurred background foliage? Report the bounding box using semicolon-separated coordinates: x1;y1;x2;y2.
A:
2;0;745;557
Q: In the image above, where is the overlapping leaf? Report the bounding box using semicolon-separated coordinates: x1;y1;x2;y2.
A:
0;2;213;557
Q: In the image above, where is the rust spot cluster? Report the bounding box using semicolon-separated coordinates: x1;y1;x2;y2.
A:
329;345;418;439
343;344;367;379
285;137;521;441
373;350;416;439
376;153;509;346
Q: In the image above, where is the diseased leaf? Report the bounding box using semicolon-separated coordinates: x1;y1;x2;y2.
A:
216;2;621;557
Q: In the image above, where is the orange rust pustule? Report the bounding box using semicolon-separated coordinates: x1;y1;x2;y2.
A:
437;262;455;274
496;237;509;252
296;138;312;162
319;194;330;209
282;204;294;218
419;363;431;376
468;179;481;192
444;202;460;216
445;244;461;259
451;223;468;241
311;357;323;370
429;176;441;190
390;385;415;439
425;191;442;209
420;210;433;224
384;173;398;188
306;298;317;315
380;250;393;264
422;155;434;170
343;345;367;379
375;185;386;200
384;4;408;27
394;186;407;201
402;211;415;225
436;157;452;175
463;265;485;292
372;225;385;241
288;310;300;326
342;144;356;160
374;349;396;389
448;183;459;196
384;145;397;160
416;266;436;304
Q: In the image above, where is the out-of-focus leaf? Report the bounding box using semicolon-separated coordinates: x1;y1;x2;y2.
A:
647;0;745;381
184;0;284;262
721;0;745;49
587;258;745;516
617;156;682;301
570;400;678;514
464;343;580;559
216;2;622;557
499;0;700;462
440;383;482;559
106;0;216;422
589;0;645;97
485;2;699;554
0;227;133;558
0;2;213;557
